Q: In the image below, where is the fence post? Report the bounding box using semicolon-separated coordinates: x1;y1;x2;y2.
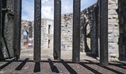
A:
72;0;81;63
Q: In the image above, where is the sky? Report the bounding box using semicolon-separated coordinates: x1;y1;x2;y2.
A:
22;0;97;21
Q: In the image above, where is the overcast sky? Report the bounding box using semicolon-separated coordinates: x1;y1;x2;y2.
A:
22;0;97;21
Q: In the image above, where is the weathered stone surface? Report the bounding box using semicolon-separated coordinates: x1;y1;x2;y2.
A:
108;0;119;59
22;19;54;50
1;0;15;59
41;19;54;50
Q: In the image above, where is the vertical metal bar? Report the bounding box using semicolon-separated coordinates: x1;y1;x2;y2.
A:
54;0;61;60
95;6;99;57
0;0;2;49
100;0;108;66
0;0;2;57
90;7;98;56
97;0;101;61
72;0;81;63
34;0;41;61
29;22;32;38
118;0;123;60
90;10;96;55
84;22;87;52
14;0;22;60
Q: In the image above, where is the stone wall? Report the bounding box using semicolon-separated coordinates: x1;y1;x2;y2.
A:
60;0;120;60
61;4;97;53
61;13;73;51
21;20;33;50
108;0;119;59
80;4;97;53
81;0;120;59
21;19;54;50
21;20;33;40
1;0;15;59
41;19;54;49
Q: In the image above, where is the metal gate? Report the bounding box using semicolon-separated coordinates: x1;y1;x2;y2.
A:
33;0;81;63
0;0;109;66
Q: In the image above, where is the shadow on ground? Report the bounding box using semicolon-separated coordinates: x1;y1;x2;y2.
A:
0;58;126;74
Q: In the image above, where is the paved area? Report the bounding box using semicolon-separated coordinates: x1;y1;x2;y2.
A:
0;59;126;74
20;46;96;60
20;43;96;60
0;45;126;74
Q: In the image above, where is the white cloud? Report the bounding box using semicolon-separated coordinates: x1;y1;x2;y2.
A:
22;0;34;21
22;0;97;21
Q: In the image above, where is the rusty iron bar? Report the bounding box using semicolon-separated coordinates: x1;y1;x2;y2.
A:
14;0;22;60
72;0;81;63
99;0;108;66
54;0;61;60
34;0;41;61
